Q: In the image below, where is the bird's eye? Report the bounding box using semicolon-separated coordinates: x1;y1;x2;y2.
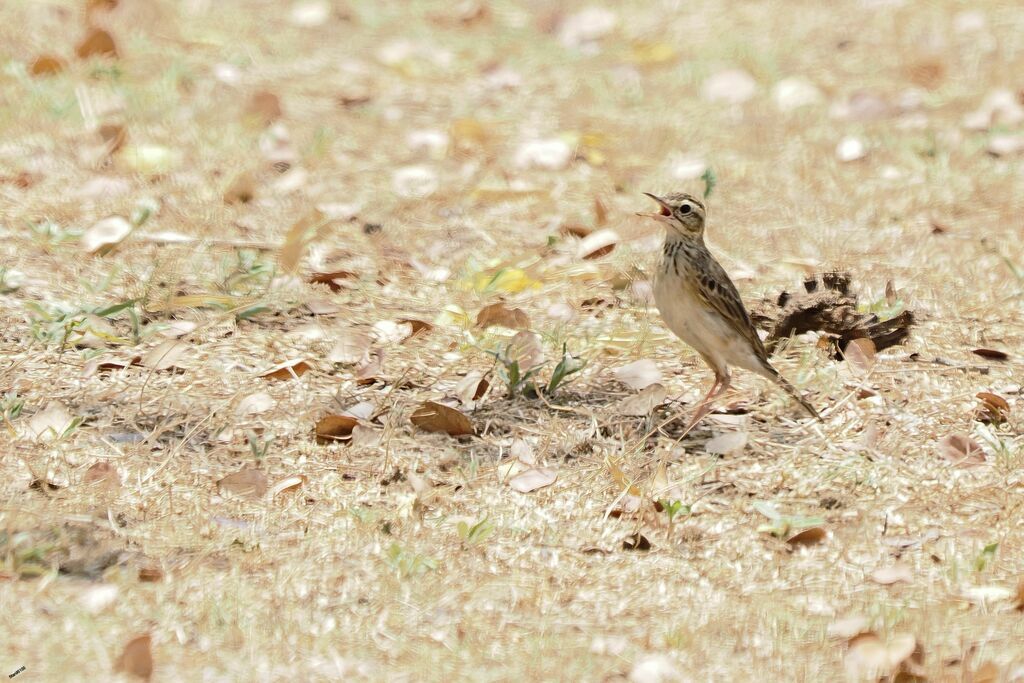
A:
678;204;692;215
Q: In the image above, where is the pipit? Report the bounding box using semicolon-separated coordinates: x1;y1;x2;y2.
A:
638;192;822;429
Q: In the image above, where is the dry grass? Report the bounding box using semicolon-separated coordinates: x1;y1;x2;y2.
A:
2;0;1024;680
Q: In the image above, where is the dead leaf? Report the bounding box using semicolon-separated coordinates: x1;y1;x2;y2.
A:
82;216;133;255
786;526;826;547
327;330;371;364
938;433;987;468
622;532;652;551
259;358;312;381
614;360;661;390
1014;579;1024;611
559;223;592;238
476;302;531;330
27;402;76;441
844;338;876;372
508;467;557;492
309;269;357;292
141;340;191;371
617;383;667;417
115;633;153;680
98;123;127;155
248;90;283;124
137;565;163;583
217;468;268;498
278;209;327;273
224;172;257;204
828;614;870;639
315;415;359;444
871;564;913;585
576;229;619;260
506;330;544;371
972;661;1000;683
76;28;118;59
354;353;383;385
704;431;748;455
975;392;1010;423
30;54;66;77
455;371;490;407
397;318;432;338
510;439;535;465
269;474;306;498
411;401;474;436
236;392;275;416
593;196;609;226
972;348;1009;361
844;632;917;682
83;462;120;489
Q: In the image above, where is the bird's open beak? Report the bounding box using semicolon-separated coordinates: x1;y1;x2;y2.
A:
636;192;673;222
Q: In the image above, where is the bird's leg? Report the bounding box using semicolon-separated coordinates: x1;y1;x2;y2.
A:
683;372;731;433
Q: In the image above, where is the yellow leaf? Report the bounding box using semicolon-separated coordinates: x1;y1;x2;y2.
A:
472;267;540;294
628;41;677;65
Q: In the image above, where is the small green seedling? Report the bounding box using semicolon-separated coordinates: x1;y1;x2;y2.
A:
456;518;495;547
385;543;437;578
974;542;998;572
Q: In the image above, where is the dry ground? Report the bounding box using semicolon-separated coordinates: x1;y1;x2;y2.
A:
1;0;1023;681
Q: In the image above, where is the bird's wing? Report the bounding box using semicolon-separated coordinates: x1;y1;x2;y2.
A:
688;254;772;366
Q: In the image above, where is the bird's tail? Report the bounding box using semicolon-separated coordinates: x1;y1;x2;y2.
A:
761;364;823;422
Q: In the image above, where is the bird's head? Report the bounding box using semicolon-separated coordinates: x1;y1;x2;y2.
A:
638;192;706;239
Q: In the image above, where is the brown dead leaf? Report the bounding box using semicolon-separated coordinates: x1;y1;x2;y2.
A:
141;340;191;371
115;633;153;680
1015;579;1024;612
248;90;283;124
278;208;327;273
354;352;383;385
137;565;164;583
217;468;268;498
622;532;652;551
224;172;257;204
972;661;1000;683
906;59;945;90
844;337;876;373
617;383;667;417
576;229;619;260
593;195;609;226
559;223;592;238
83;462;120;489
309;269;357;292
508;467;557;492
411;401;474;436
269;474;306;498
455;371;490;407
76;28;118;59
844;632;917;682
259;358;312;381
975;391;1010;423
938;433;987;468
871;564;913;585
786;526;827;547
450;117;489;152
30;54;66;77
315;415;359;444
971;347;1009;361
476;302;531;330
614;359;661;390
397;318;433;338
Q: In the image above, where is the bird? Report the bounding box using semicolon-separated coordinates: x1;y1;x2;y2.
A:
637;191;822;430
